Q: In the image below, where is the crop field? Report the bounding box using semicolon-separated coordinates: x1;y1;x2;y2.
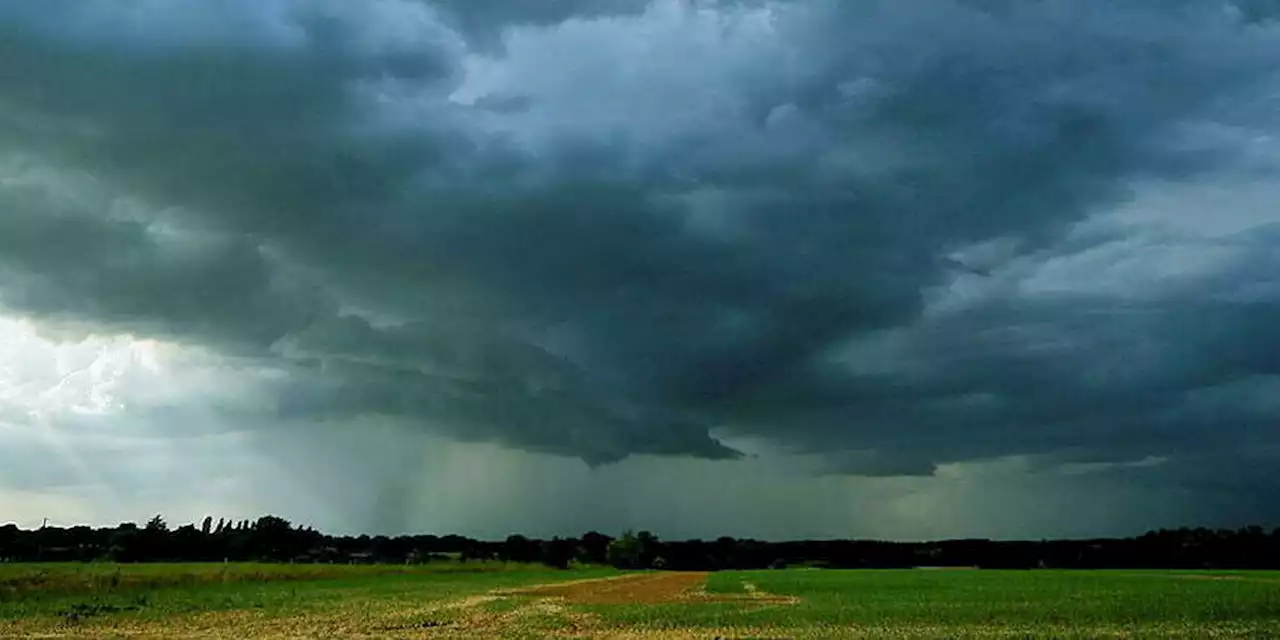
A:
3;564;1280;638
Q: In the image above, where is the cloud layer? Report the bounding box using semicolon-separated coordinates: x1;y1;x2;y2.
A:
1;0;1279;535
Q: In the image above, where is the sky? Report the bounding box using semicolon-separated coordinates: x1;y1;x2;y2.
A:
1;0;1279;541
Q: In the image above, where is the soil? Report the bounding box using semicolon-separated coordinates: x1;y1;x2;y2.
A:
505;571;711;604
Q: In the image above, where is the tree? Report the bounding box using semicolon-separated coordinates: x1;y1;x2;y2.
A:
201;516;213;535
502;534;538;563
137;515;170;561
145;515;168;532
251;515;297;561
636;531;660;567
540;537;575;570
254;515;292;534
607;531;643;569
579;531;613;565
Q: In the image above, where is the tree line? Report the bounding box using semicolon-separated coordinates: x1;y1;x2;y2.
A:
3;516;1280;570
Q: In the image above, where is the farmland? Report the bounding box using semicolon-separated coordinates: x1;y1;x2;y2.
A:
3;563;1280;638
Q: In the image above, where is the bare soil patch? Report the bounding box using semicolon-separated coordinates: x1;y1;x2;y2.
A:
506;572;710;604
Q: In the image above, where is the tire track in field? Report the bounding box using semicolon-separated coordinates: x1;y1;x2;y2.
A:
503;571;710;604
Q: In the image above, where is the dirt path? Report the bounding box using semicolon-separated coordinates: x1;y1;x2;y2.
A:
434;572;804;637
504;571;710;604
399;573;714;637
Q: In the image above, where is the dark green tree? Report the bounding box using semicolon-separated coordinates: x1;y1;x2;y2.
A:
636;531;660;567
607;531;643;569
145;515;167;532
540;537;575;570
251;515;297;561
502;534;538;563
578;531;613;565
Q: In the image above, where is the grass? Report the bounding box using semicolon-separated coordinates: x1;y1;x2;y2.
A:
4;565;1280;637
0;561;618;637
0;560;555;601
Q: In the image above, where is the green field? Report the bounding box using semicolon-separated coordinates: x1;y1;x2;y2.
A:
595;570;1280;638
3;564;1280;638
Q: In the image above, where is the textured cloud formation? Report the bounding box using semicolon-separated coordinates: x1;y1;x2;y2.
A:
1;0;1279;535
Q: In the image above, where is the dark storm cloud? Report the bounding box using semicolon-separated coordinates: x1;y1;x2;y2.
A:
1;0;1279;485
0;199;324;348
429;0;780;50
431;0;649;46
